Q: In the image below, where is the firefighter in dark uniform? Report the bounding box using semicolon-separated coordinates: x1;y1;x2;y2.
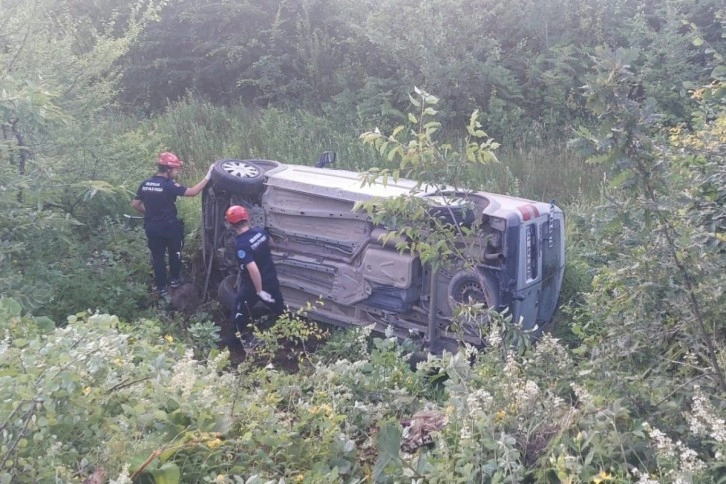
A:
225;205;286;337
131;152;213;297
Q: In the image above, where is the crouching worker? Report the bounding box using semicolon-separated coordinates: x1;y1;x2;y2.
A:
225;205;286;344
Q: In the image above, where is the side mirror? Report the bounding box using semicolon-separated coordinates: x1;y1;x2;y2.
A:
315;151;337;168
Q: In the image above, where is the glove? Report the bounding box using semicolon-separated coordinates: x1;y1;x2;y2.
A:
257;290;275;304
204;165;214;181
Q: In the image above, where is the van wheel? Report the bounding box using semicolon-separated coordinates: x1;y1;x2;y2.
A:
422;192;476;227
447;270;498;312
210;159;280;195
447;271;499;340
218;274;238;312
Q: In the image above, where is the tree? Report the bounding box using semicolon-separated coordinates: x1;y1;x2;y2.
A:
0;0;163;309
570;48;725;392
356;87;505;345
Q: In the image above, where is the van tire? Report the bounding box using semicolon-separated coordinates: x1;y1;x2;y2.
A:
447;270;498;312
218;274;238;312
422;193;476;227
210;159;280;195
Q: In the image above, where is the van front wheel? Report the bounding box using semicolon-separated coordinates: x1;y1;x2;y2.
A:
210;159;267;195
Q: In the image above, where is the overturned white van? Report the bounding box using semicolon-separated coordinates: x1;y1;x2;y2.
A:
202;154;565;351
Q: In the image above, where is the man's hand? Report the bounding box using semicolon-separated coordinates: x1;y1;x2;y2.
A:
257;290;275;304
204;164;214;181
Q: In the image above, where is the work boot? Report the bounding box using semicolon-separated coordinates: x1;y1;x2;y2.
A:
170;279;183;288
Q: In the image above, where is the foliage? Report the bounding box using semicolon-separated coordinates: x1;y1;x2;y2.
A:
4;299;726;482
355;88;498;271
0;0;166;314
2;1;726;483
116;0;725;142
247;305;331;366
568;49;726;393
187;319;221;358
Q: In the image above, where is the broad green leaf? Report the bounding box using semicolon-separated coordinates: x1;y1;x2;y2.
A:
373;421;401;480
1;298;22;316
146;462;181;484
33;317;55;332
711;65;726;80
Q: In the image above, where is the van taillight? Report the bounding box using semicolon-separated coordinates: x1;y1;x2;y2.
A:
526;224;538;280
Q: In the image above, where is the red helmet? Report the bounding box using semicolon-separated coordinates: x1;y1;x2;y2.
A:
157;152;183;168
225;205;249;224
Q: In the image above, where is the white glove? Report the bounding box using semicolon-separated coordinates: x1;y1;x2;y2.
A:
257;290;275;304
204;165;214;181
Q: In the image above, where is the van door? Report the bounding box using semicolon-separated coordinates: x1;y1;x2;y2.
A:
537;210;565;325
512;221;542;329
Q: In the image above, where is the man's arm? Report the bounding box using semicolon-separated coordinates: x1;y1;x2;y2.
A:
183;165;214;197
245;261;264;294
131;198;144;214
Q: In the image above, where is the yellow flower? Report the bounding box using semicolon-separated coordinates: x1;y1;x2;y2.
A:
82;386;91;396
495;410;506;422
207;439;223;450
294;474;305;483
165;335;174;343
592;470;613;483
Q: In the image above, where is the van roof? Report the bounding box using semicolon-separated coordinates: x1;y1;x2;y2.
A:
266;164;558;222
266;164;435;200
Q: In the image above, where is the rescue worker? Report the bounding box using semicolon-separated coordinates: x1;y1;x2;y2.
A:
225;205;285;341
131;152;213;297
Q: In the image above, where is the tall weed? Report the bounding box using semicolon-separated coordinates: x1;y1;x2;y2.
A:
150;96;601;206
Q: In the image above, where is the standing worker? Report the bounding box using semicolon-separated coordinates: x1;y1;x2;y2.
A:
131;152;213;298
225;205;285;342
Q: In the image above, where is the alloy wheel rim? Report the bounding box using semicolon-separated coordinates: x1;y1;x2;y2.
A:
222;161;260;178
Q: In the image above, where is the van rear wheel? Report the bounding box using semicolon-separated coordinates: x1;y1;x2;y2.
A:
448;271;498;310
218;274;237;312
447;270;499;339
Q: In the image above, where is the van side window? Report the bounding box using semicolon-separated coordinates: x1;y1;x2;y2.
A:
542;221;562;279
526;224;538;280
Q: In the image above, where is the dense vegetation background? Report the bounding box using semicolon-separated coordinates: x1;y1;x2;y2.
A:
1;0;724;482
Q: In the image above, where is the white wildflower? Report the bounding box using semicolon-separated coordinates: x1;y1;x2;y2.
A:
630;468;660;484
503;351;519;379
531;333;571;370
683;351;698;367
487;322;502;347
109;464;133;484
570;383;593;408
463;343;478;361
678;446;705;474
514;380;540;405
647;426;676;459
168;349;197;398
686;386;726;443
466;389;493;419
459;423;473;441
